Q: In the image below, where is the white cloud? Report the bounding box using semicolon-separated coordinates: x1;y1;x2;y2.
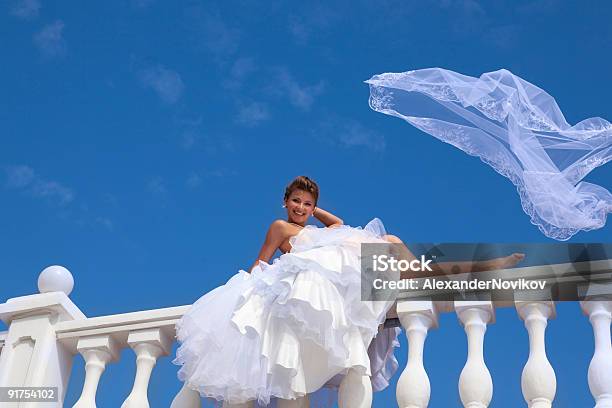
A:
173;114;203;127
103;193;119;207
5;165;75;205
186;173;201;189
338;122;386;152
33;20;66;58
459;0;486;16
186;7;240;64
236;101;270;126
206;169;227;178
186;169;236;188
429;0;488;37
184;132;237;154
223;57;257;90
288;16;309;44
287;6;339;45
486;25;521;49
4;165;118;230
10;0;40;19
315;118;386;153
276;69;325;112
181;131;198;150
231;58;256;78
31;180;75;204
5;164;34;188
147;177;167;195
95;217;114;231
202;13;239;57
138;64;185;104
172;114;204;150
517;0;559;14
132;0;154;9
438;0;485;15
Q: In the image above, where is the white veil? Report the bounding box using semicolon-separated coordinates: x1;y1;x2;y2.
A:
366;68;611;240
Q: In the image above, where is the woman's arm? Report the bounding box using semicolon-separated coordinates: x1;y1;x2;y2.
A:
313;207;344;227
248;220;287;273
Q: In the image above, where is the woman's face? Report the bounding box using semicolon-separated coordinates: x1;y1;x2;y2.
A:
285;189;315;225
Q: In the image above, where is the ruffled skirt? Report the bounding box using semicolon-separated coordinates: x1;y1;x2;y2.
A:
173;219;400;406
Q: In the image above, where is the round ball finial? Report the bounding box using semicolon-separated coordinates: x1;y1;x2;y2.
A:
38;265;74;295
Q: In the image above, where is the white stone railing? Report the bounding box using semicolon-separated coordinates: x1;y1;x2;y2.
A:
56;305;188;408
0;331;6;353
0;262;610;407
0;265;193;408
391;259;612;408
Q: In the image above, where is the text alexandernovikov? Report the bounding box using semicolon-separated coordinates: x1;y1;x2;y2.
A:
369;254;547;291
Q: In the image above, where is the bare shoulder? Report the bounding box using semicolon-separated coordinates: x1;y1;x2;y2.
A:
268;219;292;239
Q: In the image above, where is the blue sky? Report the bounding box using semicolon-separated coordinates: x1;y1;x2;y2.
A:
1;0;611;406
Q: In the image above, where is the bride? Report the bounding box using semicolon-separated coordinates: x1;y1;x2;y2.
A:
172;176;524;408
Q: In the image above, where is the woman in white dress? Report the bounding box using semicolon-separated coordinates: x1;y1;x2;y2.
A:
172;176;524;408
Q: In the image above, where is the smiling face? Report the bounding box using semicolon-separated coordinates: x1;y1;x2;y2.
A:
285;189;315;226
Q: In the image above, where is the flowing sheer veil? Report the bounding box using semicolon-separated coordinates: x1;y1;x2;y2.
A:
366;68;611;240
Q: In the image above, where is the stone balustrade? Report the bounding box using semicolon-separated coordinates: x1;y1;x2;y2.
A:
0;262;610;407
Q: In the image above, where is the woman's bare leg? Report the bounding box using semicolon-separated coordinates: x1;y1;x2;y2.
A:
382;234;524;276
383;233;415;260
277;395;310;408
382;234;403;244
170;383;202;408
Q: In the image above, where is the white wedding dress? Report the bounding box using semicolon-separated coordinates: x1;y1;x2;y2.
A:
173;218;401;407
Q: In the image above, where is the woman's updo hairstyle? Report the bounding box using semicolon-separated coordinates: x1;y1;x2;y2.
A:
284;176;319;206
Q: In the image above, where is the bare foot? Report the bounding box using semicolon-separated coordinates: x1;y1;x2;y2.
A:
496;253;525;269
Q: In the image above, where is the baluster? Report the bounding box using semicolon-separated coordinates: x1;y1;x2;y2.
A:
395;300;438;408
455;300;494;408
516;301;556;408
121;328;172;408
580;299;612;408
72;335;119;408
